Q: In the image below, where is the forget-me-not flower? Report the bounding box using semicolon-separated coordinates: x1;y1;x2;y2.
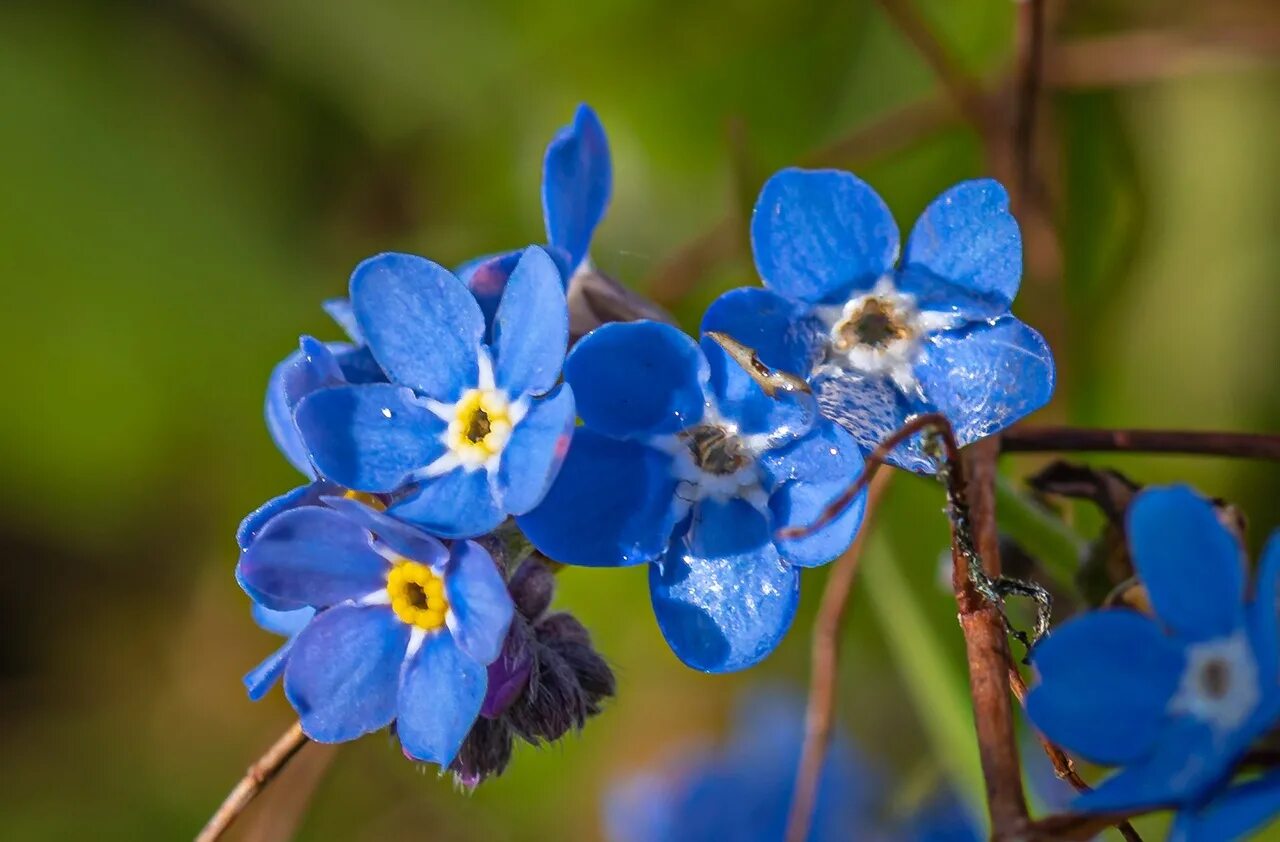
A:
1026;485;1280;814
294;245;576;539
1171;769;1280;842
702;168;1054;472
236;495;514;765
519;320;866;672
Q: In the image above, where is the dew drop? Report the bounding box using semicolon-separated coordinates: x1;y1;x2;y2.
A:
381;407;393;419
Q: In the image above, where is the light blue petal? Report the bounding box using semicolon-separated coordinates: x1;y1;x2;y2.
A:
320;496;447;567
751;167;899;304
566;321;707;439
1249;532;1280;693
1170;770;1280;842
236;480;340;551
322;297;363;343
812;369;931;472
542;103;611;273
519;429;678;568
916;317;1055;449
350;252;483;402
251;603;315;637
650;498;800;673
700;286;825;378
496;385;575;515
396;630;488;766
760;421;867;568
459;249;523;333
1025;609;1183;765
700;335;813;439
444;540;514;665
294;384;445;492
389;467;503;540
285;604;408;743
491;246;568;396
237;506;389;607
244;639;295;701
1128;485;1247;642
900;179;1022;320
1073;716;1223;813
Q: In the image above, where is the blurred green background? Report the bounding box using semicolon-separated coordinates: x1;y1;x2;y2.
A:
2;0;1278;839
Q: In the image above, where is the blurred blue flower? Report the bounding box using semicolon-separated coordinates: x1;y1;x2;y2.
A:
1027;485;1280;814
604;687;978;842
294;245;576;539
519;320;866;672
702;168;1054;472
236;496;514;765
1171;769;1280;842
458;103;612;325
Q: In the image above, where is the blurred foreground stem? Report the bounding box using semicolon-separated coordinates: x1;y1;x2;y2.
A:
1001;426;1280;461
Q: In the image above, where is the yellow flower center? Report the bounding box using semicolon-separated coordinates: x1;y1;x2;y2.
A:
342;489;386;510
386;561;449;630
447;389;514;464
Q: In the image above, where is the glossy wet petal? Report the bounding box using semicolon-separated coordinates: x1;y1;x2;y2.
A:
491;246;568;396
650;498;800;673
444;540;515;665
751;167;898;304
700;286;825;378
295;384;445;492
496;385;575;515
518;429;678;568
285;604;409;743
543;103;611;273
812;369;930;472
397;630;489;765
700;335;813;440
350;252;483;402
389;467;503;540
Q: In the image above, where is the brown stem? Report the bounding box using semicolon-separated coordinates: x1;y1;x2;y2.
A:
196;721;311;842
1013;0;1046;205
1001;425;1280;461
785;471;894;842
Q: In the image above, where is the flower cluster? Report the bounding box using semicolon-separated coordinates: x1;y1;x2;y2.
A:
234;104;1055;777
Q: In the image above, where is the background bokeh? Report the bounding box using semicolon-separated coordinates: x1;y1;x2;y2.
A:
2;1;1278;839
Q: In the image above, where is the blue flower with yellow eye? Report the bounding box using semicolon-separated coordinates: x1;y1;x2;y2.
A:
1026;485;1280;814
518;320;867;673
293;245;576;539
236;496;514;765
702;168;1054;473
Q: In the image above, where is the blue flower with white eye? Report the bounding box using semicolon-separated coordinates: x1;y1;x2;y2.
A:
458;103;612;325
293;245;576;539
702;168;1055;473
1171;769;1280;842
518;320;867;673
1026;485;1280;814
236;496;514;765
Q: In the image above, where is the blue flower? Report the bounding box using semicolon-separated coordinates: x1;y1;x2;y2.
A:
1171;769;1280;842
293;245;576;539
242;602;314;701
236;496;515;765
702;168;1054;472
1026;485;1280;814
458;103;612;325
518;320;867;672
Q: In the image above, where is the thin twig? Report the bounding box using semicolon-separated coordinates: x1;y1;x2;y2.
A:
785;471;894;842
1001;425;1280;461
196;721;311;842
1013;0;1046;205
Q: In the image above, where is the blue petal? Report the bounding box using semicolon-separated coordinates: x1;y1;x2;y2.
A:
1025;609;1183;766
323;297;363;343
812;369;931;472
566;321;707;439
236;480;340;551
444;540;514;665
1128;485;1247;642
1170;770;1280;842
396;630;489;765
760;421;867;567
542;103;611;273
916;317;1055;449
700;335;814;439
321;496;448;567
899;179;1022;320
295;384;445;492
389;467;503;540
251;603;315;637
236;564;304;613
285;604;408;742
244;639;295;701
491;246;568;396
650;498;800;672
332;345;386;385
700;286;825;378
238;506;389;607
496;385;575;515
284;336;346;407
518;429;678;568
1073;716;1223;813
1249;532;1280;693
750;167;899;304
458;249;523;332
350;252;484;402
265;349;319;478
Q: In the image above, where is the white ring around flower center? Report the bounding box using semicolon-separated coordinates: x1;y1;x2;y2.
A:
420;351;528;476
651;402;771;525
1168;631;1260;737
